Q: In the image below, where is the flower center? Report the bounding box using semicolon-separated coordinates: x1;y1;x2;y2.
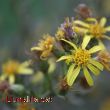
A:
73;49;91;66
2;61;20;75
39;36;54;51
90;24;105;38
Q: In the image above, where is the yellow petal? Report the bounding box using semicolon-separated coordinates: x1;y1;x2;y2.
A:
81;35;91;49
86;18;97;23
67;66;80;86
87;63;100;76
98;40;106;50
18;68;33;75
31;47;42;51
105;26;110;32
61;39;77;50
9;75;15;84
83;67;94;86
73;27;89;34
103;35;110;40
67;64;75;84
89;59;104;71
57;55;72;62
89;45;103;54
74;20;90;28
48;58;56;74
100;17;107;27
0;74;7;81
31;71;44;83
20;60;32;68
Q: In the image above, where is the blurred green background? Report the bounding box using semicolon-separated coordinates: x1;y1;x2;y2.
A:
0;0;110;110
1;0;110;61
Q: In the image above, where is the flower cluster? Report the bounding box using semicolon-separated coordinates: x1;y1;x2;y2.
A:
29;5;110;88
0;5;110;108
0;60;33;84
57;36;103;86
31;34;55;60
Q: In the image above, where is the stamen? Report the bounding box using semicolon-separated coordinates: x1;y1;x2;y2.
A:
73;48;91;66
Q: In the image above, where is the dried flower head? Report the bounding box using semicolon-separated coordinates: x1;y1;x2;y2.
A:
59;77;69;91
98;50;110;71
56;77;70;96
75;4;93;18
0;81;10;92
31;34;55;60
56;17;76;41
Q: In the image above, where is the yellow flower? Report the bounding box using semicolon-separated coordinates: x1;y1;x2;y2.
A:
31;34;55;60
98;50;110;71
0;60;33;84
16;103;35;110
56;28;65;40
73;17;110;47
17;103;29;110
57;35;104;86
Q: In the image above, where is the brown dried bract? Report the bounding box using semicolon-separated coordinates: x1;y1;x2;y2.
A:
98;50;110;71
59;77;69;92
80;77;91;89
75;4;93;19
0;81;10;92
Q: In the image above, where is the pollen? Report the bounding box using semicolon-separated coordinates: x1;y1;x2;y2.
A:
73;48;91;66
90;24;105;38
